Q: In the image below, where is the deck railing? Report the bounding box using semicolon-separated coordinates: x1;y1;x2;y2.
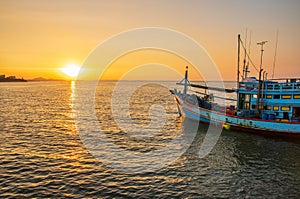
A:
239;81;300;92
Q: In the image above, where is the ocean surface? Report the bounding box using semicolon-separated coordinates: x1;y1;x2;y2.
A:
1;81;300;198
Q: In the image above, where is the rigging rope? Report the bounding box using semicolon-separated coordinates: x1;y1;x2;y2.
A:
272;30;279;79
239;39;259;73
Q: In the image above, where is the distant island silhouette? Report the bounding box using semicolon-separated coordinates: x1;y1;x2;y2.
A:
0;74;26;82
0;74;65;82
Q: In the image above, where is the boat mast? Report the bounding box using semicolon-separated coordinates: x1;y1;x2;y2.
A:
183;66;189;98
242;30;248;79
261;71;267;109
237;34;241;86
256;40;267;116
237;34;241;109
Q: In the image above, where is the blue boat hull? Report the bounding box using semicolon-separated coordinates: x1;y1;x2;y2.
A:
175;95;300;135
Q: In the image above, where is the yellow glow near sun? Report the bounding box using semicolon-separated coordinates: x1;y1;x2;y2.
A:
60;63;81;77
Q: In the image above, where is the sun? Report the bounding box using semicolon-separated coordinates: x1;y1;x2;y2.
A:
60;63;81;78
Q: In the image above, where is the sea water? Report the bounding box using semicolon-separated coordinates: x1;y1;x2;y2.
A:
0;81;300;198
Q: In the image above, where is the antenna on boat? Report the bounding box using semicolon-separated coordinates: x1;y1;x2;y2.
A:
256;40;267;116
257;40;268;72
272;30;279;79
245;30;252;79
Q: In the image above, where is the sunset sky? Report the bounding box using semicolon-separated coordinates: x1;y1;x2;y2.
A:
0;0;299;80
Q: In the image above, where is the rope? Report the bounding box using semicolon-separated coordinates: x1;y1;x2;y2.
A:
240;39;259;73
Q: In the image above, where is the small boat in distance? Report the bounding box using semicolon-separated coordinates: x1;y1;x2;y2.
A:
170;35;300;135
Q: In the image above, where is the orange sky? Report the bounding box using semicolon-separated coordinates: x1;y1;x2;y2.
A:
0;0;300;80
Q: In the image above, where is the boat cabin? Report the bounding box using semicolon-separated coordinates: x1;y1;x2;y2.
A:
237;77;300;122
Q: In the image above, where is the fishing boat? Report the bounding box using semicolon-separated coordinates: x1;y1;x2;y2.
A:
170;35;300;135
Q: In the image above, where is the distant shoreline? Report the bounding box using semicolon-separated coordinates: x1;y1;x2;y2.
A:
0;78;27;82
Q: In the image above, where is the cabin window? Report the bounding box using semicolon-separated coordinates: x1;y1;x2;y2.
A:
281;106;290;111
293;107;300;118
245;94;250;102
294;95;300;99
282;95;291;99
274;95;280;99
264;105;271;110
266;95;272;99
238;94;245;110
273;106;279;111
244;103;250;110
252;94;257;98
243;94;250;110
251;104;256;110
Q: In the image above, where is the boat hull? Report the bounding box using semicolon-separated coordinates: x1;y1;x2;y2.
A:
174;95;300;135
